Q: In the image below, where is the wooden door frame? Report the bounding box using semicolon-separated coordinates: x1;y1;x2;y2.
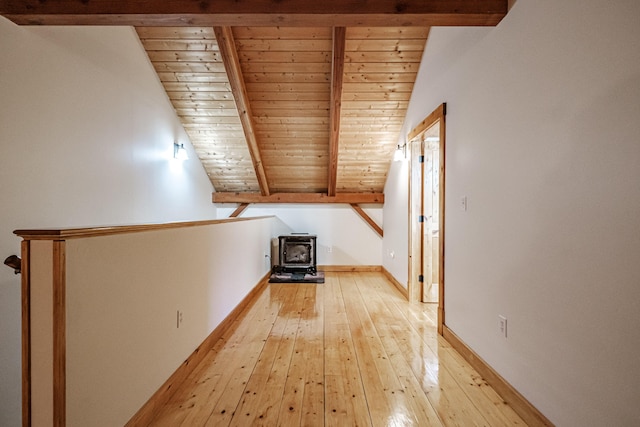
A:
407;103;446;335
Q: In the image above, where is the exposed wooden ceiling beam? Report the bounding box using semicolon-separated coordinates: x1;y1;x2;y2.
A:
0;1;508;26
350;204;383;237
327;26;346;197
214;26;270;196
229;203;250;218
213;192;384;204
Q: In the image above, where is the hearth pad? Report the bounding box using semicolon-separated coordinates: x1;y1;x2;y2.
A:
269;271;325;284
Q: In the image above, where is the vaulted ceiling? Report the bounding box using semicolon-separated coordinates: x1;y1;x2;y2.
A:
0;1;508;207
136;25;428;199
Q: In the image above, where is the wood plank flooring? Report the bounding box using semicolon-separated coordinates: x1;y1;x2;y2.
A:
146;272;527;426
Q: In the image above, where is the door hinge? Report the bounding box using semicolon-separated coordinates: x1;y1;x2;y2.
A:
418;275;424;283
418;155;424;163
418;215;425;223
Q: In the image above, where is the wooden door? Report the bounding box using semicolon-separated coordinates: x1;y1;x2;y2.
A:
422;135;440;303
407;103;446;334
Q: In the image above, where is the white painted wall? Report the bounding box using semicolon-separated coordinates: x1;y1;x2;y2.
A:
0;20;217;426
218;204;383;267
61;218;272;425
385;0;640;425
382;159;410;286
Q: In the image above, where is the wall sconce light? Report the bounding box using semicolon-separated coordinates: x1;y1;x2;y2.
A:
173;142;188;160
4;255;21;275
393;142;407;161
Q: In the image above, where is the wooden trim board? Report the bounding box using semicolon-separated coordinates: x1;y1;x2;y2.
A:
408;103;446;141
382;267;408;300
229;203;250;218
318;265;382;272
436;104;446;335
327;26;346;196
212;192;383;204
407;102;446;334
52;241;66;427
443;326;555;427
14;216;274;241
21;240;31;427
350;204;383;237
126;271;272;426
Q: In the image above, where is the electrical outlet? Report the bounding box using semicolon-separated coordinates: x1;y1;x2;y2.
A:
327;246;333;253
460;196;468;211
498;315;507;338
177;310;183;328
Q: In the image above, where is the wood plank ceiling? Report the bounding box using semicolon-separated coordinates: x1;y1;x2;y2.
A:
1;0;508;204
136;26;428;201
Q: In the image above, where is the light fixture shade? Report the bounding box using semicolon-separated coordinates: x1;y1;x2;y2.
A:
174;142;188;160
393;143;406;161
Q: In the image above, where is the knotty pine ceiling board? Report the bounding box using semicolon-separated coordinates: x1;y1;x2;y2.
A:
235;26;332;194
337;27;429;193
136;25;429;196
136;26;260;193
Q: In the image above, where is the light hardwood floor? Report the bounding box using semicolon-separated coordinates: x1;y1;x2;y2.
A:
147;272;527;426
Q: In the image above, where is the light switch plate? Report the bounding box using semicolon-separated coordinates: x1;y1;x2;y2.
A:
498;315;507;338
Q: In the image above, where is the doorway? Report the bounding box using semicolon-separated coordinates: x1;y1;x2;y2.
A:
408;103;446;334
421;130;440;303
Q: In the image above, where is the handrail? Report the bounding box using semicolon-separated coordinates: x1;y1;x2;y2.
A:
14;216;274;241
4;255;21;274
